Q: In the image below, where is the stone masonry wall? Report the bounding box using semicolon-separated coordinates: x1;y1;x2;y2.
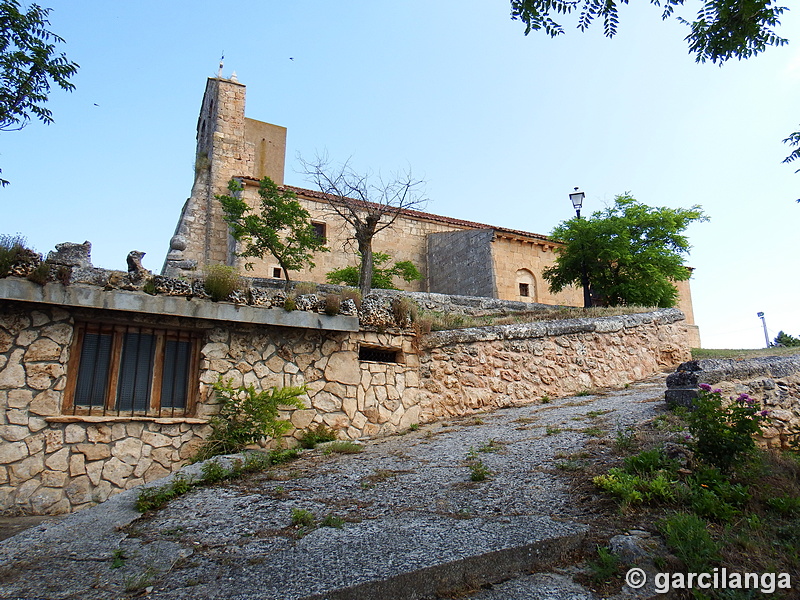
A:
0;305;212;515
666;356;800;449
417;309;691;420
427;229;497;297
0;299;419;516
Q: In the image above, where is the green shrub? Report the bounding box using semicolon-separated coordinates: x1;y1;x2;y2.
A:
469;460;492;482
686;386;768;473
326;252;421;290
593;467;679;507
588;546;621;583
298;423;338;449
135;475;194;512
322;441;362;455
203;264;241;301
320;513;345;528
291;508;316;527
194;378;307;461
623;448;679;476
283;296;296;311
658;512;721;572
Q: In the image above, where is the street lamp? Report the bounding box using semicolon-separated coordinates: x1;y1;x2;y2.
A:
569;187;591;308
569;187;586;219
757;312;770;348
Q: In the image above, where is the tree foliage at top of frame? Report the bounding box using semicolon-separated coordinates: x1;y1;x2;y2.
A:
0;0;78;130
0;0;78;185
542;193;708;308
510;0;788;65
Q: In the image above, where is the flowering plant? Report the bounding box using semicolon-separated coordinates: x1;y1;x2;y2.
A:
685;385;769;473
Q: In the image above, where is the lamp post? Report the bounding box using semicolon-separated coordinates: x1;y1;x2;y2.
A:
757;312;770;348
569;187;592;308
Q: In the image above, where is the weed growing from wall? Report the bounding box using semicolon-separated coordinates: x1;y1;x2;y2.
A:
202;264;241;302
194;378;306;461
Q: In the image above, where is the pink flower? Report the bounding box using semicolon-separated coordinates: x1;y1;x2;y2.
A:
699;383;712;391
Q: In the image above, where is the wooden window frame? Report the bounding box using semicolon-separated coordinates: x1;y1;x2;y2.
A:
312;221;327;243
63;322;202;417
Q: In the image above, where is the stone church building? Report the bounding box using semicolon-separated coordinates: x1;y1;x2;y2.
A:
162;74;698;343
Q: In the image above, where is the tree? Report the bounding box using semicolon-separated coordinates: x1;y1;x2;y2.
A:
509;0;797;171
510;0;788;64
217;177;328;289
783;127;800;181
1;1;78;185
300;154;428;297
542;193;707;307
326;251;421;290
774;331;800;347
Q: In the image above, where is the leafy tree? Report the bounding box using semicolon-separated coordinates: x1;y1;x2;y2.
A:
510;0;788;64
300;153;427;297
326;251;421;290
1;1;78;185
217;177;328;289
774;331;800;347
783;128;800;182
509;1;797;171
542;193;707;307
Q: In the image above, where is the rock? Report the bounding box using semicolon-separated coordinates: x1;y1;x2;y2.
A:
47;241;93;268
101;457;134;487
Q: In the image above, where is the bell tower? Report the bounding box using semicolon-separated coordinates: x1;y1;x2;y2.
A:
162;73;286;277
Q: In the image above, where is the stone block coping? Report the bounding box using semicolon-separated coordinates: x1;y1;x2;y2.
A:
0;278;359;332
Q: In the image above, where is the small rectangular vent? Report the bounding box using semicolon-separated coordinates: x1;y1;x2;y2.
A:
359;346;400;363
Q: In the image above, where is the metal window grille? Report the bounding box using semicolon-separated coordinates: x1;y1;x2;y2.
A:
67;323;199;417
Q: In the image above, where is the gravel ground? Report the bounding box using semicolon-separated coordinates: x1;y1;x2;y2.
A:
0;374;670;600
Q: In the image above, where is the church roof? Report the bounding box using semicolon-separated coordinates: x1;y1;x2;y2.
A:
239;176;554;245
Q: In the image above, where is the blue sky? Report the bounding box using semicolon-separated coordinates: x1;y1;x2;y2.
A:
3;1;799;348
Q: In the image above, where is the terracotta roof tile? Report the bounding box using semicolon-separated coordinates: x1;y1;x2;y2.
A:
239;177;553;244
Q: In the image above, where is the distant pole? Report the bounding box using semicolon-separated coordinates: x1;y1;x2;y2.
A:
757;312;770;348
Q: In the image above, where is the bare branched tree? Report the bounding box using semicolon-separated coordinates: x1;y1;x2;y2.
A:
299;153;428;296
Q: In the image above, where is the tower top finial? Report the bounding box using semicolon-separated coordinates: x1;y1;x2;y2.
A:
217;52;224;78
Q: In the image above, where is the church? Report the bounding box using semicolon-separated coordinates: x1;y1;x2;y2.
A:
161;74;698;344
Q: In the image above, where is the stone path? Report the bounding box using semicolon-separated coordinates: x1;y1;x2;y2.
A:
0;375;670;600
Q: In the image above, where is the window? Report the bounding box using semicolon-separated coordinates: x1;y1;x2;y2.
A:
272;267;283;279
312;222;327;243
519;283;530;297
64;322;201;417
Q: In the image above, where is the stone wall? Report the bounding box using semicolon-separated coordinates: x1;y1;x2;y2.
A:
0;293;418;516
417;309;691;420
0;304;213;515
427;229;497;297
666;356;800;448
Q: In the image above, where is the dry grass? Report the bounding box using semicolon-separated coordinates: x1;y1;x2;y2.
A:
424;305;658;332
692;346;800;359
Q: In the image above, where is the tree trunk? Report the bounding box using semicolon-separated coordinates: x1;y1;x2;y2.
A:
357;235;373;297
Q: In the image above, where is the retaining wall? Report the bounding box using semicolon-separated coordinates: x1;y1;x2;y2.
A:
666;356;800;448
418;309;691;419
